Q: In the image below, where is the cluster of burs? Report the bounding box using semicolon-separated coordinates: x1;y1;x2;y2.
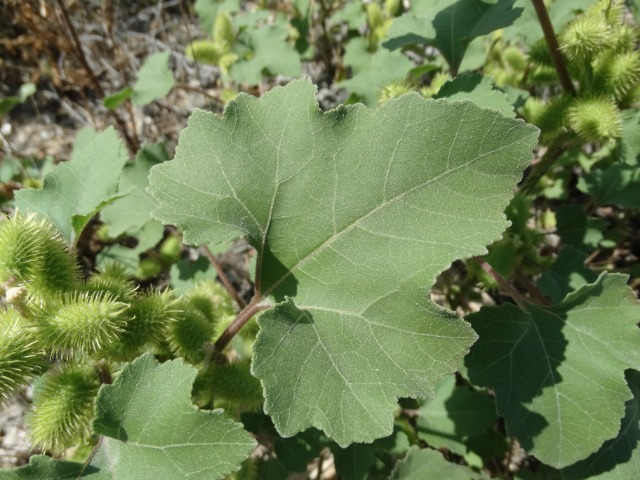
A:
524;0;640;142
0;214;261;453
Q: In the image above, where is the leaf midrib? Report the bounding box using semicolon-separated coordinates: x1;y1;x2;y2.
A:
259;122;530;300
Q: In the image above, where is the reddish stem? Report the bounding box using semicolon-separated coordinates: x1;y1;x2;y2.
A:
213;296;269;352
531;0;576;96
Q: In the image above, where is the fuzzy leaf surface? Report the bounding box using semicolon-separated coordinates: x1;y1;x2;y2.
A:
466;273;640;468
14;128;128;242
148;78;538;446
90;354;256;479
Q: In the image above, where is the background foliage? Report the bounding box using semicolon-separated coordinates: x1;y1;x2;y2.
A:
1;0;639;479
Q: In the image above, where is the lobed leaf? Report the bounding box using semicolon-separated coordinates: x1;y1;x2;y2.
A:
384;0;523;74
14;128;129;243
519;370;640;480
466;273;640;468
148;78;538;446
90;354;256;479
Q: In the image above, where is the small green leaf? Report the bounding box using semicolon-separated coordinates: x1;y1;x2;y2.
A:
555;204;605;252
15;128;129;242
435;73;515;118
103;87;133;110
0;83;35;117
96;220;164;273
384;0;523;74
330;442;376;480
0;454;98;479
101;143;168;237
415;375;498;462
578;164;640;208
341;38;414;105
132;52;175;106
466;273;640;468
229;25;301;85
170;256;218;294
90;354;256;479
537;246;597;304
148;78;538;446
194;0;240;34
391;446;490;479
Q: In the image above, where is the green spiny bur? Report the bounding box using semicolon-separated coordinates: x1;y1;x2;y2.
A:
593;51;640;100
0;309;47;403
0;214;43;285
560;13;611;61
106;290;177;361
27;365;99;452
211;359;263;413
168;301;215;362
569;96;622;141
31;291;128;357
184;280;235;321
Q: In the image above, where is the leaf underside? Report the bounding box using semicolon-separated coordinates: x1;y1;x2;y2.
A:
148;78;538;446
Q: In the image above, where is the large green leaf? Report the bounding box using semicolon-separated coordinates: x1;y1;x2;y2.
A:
383;0;523;74
391;446;490;479
466;273;640;468
15;128;129;243
519;370;640;480
90;354;256;479
148;78;538;446
0;355;254;479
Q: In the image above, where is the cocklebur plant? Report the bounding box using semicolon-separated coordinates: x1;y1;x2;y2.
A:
525;0;639;143
0;213;241;455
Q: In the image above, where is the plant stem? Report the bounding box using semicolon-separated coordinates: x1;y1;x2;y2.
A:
473;257;530;310
94;360;112;385
213;296;269;352
515;269;551;306
201;245;247;309
317;0;337;80
178;0;208;105
55;0;139;154
531;0;576;96
520;134;572;194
